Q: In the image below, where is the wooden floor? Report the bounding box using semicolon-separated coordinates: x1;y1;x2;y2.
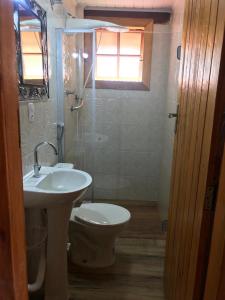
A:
68;200;166;300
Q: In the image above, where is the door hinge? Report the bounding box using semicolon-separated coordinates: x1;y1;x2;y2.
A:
204;185;217;211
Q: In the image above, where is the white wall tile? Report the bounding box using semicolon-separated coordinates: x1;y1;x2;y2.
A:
158;1;185;220
19;1;59;175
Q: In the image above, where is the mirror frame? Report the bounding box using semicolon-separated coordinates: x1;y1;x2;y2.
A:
14;0;49;100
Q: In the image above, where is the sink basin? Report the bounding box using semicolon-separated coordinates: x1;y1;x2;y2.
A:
23;166;92;300
23;167;92;208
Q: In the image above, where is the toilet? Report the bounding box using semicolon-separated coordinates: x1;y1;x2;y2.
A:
69;203;131;268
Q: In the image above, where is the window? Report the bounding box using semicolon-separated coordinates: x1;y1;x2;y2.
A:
96;29;144;82
84;15;153;90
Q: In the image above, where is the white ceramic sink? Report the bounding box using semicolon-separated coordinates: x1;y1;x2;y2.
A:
23;166;92;300
23;167;92;208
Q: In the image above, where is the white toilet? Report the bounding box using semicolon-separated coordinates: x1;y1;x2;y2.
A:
69;203;131;268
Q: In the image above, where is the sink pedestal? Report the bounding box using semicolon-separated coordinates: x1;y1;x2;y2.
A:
45;202;73;300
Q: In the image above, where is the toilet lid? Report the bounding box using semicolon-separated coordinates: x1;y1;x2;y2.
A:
72;203;131;226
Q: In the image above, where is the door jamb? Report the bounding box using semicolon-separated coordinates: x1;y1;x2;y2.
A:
0;1;28;299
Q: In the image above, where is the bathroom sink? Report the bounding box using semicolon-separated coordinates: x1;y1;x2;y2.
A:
23;166;92;208
23;166;92;300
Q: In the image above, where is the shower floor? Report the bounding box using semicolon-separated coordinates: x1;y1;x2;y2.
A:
68;200;166;300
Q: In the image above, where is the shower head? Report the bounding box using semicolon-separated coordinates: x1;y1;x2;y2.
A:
49;0;128;32
65;18;128;33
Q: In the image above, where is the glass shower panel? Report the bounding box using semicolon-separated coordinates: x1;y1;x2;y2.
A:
63;33;89;168
60;28;176;206
62;31;96;200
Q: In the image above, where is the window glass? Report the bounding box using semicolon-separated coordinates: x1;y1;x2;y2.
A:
119;56;142;81
96;31;117;55
96;56;118;80
120;32;142;55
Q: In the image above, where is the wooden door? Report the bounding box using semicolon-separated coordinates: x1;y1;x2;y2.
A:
203;32;225;300
165;0;225;299
203;148;225;300
0;0;28;299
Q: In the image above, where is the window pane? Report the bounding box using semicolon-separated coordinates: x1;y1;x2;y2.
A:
96;55;117;80
22;54;43;80
97;31;118;55
120;32;142;55
119;56;142;81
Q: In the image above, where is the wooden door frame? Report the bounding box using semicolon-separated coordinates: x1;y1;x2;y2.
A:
0;0;225;299
0;0;28;299
204;148;225;299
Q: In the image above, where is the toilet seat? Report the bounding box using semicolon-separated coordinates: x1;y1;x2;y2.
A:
72;203;131;226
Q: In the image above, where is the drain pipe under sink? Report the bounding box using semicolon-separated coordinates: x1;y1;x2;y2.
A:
28;241;46;293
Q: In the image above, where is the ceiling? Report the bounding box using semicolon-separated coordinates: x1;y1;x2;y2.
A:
75;0;175;9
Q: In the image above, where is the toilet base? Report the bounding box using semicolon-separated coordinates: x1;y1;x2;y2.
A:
69;203;130;268
69;228;116;268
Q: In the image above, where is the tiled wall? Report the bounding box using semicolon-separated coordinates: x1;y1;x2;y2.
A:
159;1;185;220
18;0;64;283
63;24;171;201
20;1;81;284
19;0;66;175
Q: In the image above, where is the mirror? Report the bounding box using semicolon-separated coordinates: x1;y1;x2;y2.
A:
20;9;43;84
14;0;49;99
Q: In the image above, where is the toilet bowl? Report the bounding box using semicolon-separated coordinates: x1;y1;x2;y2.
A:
69;203;131;268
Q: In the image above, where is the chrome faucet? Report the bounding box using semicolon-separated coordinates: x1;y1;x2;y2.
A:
33;142;58;177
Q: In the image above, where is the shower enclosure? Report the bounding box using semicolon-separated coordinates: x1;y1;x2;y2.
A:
56;25;177;209
56;29;96;201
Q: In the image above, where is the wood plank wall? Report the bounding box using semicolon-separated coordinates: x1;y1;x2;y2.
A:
165;0;225;299
0;1;28;299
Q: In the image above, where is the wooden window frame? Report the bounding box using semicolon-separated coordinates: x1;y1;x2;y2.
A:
84;16;153;91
